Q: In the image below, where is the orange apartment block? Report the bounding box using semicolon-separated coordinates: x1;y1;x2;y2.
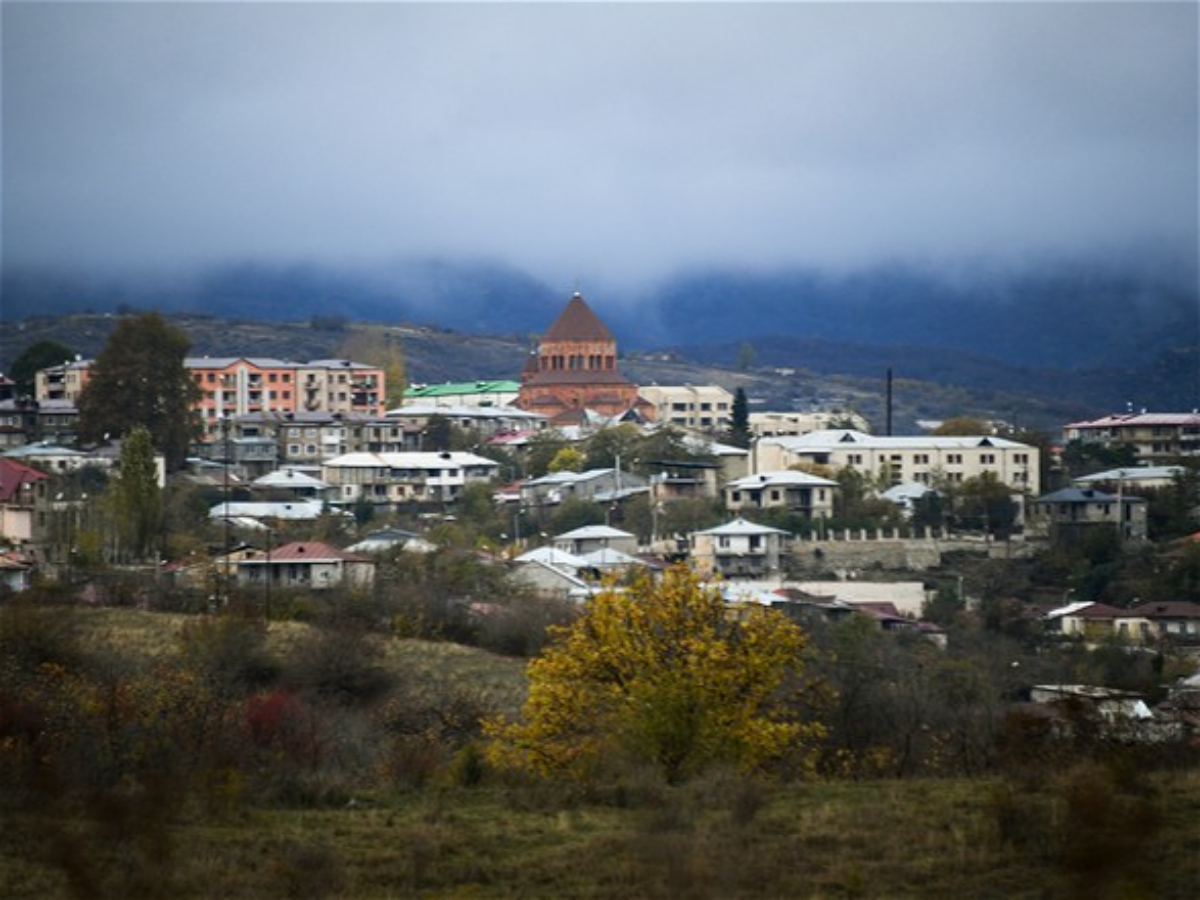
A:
190;358;385;434
36;357;385;439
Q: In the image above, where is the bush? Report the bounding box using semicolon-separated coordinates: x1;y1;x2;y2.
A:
282;625;395;708
178;613;280;697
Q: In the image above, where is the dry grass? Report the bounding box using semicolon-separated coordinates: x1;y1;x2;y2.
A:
4;772;1200;900
7;608;1199;899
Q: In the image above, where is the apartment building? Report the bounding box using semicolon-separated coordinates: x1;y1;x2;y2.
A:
637;385;733;433
209;411;421;476
295;360;386;417
36;357;386;441
1064;412;1200;464
749;409;870;438
321;451;499;505
724;470;838;520
756;429;1039;491
390;403;547;439
190;358;386;431
35;359;91;402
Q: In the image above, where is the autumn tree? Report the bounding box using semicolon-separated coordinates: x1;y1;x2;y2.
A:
486;565;826;784
548;446;585;473
931;416;993;436
76;313;201;470
336;327;407;408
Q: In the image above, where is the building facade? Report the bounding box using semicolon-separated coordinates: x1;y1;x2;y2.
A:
724;470;839;520
690;518;791;579
516;293;640;423
320;451;499;505
1028;487;1148;542
756;429;1039;491
1064;412;1200;464
637;385;733;433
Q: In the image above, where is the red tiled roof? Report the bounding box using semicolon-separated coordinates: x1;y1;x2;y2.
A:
0;458;48;503
257;541;371;564
1124;601;1200;620
1072;603;1125;619
542;293;615;343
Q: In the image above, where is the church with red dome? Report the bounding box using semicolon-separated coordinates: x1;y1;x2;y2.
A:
515;293;641;425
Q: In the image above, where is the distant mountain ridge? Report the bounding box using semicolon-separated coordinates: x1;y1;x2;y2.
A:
2;256;1196;423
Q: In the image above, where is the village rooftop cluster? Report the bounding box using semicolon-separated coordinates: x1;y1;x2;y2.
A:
2;294;1200;735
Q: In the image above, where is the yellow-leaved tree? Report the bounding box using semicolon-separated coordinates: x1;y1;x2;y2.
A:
486;565;827;784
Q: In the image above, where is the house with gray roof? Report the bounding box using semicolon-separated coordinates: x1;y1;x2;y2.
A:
1028;487;1147;542
553;524;638;556
724;470;838;520
690;518;791;580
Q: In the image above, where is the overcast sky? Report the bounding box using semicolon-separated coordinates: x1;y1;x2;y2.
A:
4;1;1197;296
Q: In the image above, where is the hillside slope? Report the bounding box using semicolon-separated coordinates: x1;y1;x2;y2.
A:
0;311;1178;433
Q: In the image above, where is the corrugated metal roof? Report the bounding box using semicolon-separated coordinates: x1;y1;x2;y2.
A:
405;381;521;399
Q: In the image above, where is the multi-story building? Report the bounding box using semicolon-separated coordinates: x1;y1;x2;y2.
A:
516;292;641;423
724;470;839;520
390;403;547;440
637;385;733;433
212;411;421;475
190;358;386;435
0;400;39;450
756;429;1039;491
189;357;301;426
0;458;49;546
749;410;870;439
1028;487;1148;542
321;451;499;506
35;358;90;402
37;357;386;442
690;518;791;580
1064;412;1200;464
295;360;385;417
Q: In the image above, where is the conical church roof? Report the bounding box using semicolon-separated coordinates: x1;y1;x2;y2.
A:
543;293;615;343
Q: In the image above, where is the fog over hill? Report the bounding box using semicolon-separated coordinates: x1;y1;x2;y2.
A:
2;255;1196;431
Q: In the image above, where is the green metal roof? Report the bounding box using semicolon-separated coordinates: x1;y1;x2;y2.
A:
404;380;521;399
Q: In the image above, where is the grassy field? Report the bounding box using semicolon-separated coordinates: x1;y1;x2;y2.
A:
5;606;1200;899
4;770;1200;899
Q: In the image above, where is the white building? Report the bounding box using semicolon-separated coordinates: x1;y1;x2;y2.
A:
321;451;499;505
553;524;638;556
1064;412;1200;464
690;518;790;580
724;470;838;520
755;429;1038;491
638;385;733;433
749;410;870;439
